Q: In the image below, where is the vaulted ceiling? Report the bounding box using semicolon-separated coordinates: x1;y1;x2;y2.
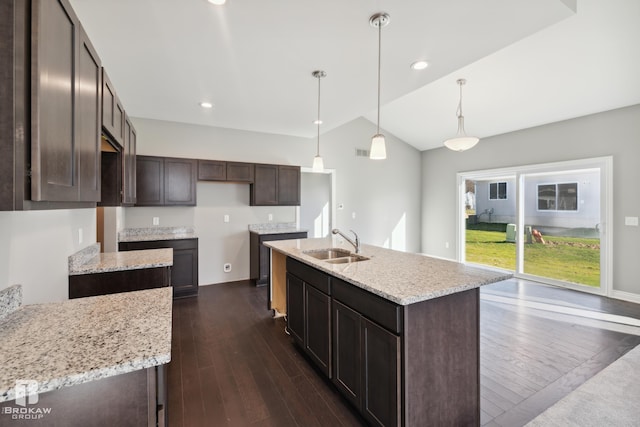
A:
70;0;640;151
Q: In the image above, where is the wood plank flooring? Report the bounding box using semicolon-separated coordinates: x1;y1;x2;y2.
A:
168;279;640;426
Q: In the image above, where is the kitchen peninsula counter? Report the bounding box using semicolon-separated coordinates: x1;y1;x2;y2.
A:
0;287;171;425
0;287;172;402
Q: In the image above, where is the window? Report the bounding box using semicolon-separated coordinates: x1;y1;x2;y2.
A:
489;182;507;200
538;182;578;211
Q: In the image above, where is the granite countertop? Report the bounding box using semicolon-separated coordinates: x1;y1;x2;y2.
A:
248;222;307;235
69;245;173;276
118;226;197;242
0;287;172;402
265;237;512;306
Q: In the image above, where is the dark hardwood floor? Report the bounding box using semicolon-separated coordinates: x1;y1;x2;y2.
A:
168;279;640;427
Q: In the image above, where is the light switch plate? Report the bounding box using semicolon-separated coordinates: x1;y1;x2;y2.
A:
224;214;230;223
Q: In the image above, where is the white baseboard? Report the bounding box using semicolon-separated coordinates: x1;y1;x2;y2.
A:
610;289;640;304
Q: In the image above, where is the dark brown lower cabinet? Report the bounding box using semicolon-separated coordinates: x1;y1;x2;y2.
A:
333;300;401;427
250;231;307;287
69;266;170;299
286;256;481;427
285;259;331;377
119;239;199;298
0;365;167;427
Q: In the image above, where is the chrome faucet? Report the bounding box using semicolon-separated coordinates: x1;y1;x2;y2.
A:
332;228;360;254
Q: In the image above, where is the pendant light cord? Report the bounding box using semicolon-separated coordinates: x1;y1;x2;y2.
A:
376;22;382;134
457;81;463;118
316;75;321;156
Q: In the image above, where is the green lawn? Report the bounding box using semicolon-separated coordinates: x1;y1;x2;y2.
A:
466;229;600;287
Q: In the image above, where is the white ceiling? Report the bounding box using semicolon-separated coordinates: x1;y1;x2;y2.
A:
70;0;640;152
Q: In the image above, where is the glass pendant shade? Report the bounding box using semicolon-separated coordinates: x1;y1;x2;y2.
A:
312;155;324;172
443;117;479;151
370;134;387;159
444;79;479;152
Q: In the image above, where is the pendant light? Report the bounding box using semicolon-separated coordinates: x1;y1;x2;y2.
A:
369;12;390;160
311;70;326;172
443;78;480;152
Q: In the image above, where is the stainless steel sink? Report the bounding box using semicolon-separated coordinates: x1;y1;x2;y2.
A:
303;248;352;260
325;255;370;264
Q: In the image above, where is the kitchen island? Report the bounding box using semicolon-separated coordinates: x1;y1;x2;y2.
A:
0;286;172;426
266;237;512;427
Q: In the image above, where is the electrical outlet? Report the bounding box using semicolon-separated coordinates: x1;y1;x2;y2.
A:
268;213;273;221
152;217;159;226
78;228;83;244
224;214;230;223
445;242;449;249
352;212;356;219
223;263;232;273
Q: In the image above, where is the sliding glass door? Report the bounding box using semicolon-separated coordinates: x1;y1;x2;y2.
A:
460;157;611;295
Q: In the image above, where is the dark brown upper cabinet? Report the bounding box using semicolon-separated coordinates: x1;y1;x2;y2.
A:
197;160;226;181
122;116;137;206
101;69;125;146
31;0;102;203
1;0;103;210
198;160;254;183
136;156;196;206
226;162;254;182
251;164;300;206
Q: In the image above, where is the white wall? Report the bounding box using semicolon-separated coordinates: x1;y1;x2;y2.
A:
129;117;422;285
0;209;96;304
421;104;640;296
300;172;332;238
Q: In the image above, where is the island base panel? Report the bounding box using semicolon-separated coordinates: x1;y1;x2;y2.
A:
270;249;287;314
404;288;480;426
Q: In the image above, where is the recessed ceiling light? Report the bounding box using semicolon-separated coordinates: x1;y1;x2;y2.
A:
200;102;213;109
410;60;429;70
207;0;226;5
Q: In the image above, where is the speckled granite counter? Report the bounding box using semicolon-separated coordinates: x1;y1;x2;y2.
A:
249;222;307;235
68;243;173;275
265;237;511;305
0;287;172;402
118;226;196;242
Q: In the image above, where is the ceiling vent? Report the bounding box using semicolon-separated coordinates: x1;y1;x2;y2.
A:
355;148;370;158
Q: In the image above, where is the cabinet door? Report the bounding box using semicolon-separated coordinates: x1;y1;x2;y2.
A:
31;0;79;201
122;119;136;205
333;300;362;410
171;247;198;298
361;318;401;427
164;158;197;206
101;68;123;145
286;273;304;344
251;164;278;205
305;284;332;377
76;25;101;202
278;165;301;206
198;160;226;181
226;162;254;182
136;155;164;205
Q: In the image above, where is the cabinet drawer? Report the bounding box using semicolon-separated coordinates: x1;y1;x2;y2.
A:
286;257;330;294
332;278;403;334
119;238;198;251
